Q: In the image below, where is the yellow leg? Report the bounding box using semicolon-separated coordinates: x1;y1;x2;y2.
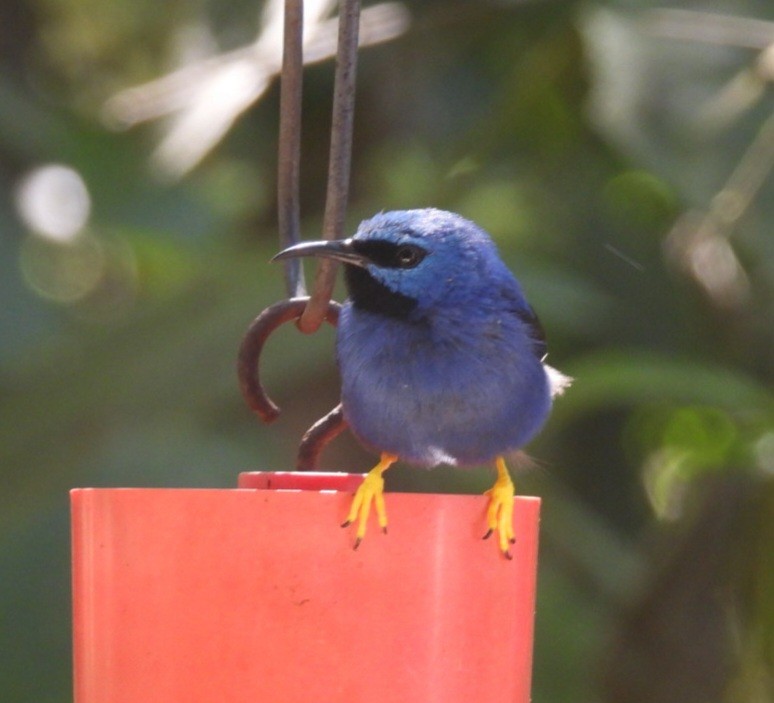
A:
483;456;516;559
341;453;398;549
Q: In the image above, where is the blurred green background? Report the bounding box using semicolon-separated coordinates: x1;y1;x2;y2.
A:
1;0;773;700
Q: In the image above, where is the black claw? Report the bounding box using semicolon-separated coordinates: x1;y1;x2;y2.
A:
341;520;352;528
482;529;494;541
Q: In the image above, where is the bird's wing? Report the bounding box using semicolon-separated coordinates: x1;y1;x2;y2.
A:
499;285;572;395
511;303;547;361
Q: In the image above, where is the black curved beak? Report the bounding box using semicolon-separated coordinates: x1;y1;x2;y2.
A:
272;238;368;268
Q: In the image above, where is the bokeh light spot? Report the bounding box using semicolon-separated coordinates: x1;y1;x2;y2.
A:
15;164;91;242
19;234;105;303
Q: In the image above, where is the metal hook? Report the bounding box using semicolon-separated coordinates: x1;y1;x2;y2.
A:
237;297;346;469
237;297;341;423
297;402;347;471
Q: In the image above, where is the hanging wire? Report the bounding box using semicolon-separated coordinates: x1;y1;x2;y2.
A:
277;0;306;298
238;0;362;468
298;0;361;333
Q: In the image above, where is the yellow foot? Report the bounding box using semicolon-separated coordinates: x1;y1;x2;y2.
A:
341;453;398;549
483;456;516;560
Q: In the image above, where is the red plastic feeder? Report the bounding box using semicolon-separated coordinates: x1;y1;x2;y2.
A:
71;473;540;702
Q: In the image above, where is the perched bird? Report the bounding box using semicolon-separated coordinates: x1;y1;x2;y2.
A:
274;208;570;558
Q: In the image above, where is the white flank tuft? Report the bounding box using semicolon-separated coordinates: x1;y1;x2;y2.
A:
544;364;573;398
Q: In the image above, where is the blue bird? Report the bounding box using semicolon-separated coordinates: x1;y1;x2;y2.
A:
274;208;570;558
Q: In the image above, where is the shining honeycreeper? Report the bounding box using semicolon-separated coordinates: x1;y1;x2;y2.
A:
274;208;570;558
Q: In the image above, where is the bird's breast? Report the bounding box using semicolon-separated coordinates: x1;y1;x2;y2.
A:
335;305;551;466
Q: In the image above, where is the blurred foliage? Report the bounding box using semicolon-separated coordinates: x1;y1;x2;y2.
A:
1;0;773;701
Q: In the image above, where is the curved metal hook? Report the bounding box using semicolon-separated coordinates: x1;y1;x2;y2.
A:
237;297;341;423
238;296;347;470
297;403;347;471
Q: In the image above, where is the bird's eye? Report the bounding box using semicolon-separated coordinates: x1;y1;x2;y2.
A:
395;245;426;268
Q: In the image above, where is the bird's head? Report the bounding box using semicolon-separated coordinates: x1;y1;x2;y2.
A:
273;208;514;318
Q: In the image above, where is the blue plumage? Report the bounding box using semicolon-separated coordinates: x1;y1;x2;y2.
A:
274;208;569;555
336;209;551;465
